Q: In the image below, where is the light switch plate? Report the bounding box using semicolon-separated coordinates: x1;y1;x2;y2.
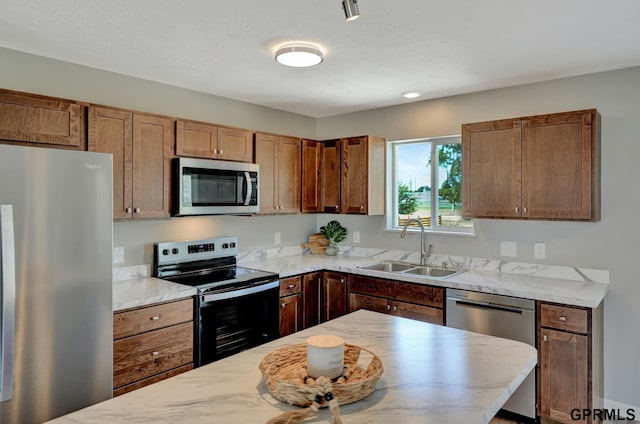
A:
353;231;360;243
534;243;546;259
500;241;517;257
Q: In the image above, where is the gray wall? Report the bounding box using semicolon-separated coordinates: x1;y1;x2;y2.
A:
2;46;638;410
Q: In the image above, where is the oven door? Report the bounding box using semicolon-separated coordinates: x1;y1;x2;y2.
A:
196;280;279;367
173;157;259;216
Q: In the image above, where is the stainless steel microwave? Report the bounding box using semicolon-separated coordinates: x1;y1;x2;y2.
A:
172;157;259;216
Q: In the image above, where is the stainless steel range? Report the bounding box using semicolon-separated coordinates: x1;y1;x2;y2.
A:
154;236;279;367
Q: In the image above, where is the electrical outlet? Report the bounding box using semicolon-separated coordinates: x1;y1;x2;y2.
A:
113;246;124;264
534;243;546;259
274;232;281;245
500;241;517;257
353;231;360;243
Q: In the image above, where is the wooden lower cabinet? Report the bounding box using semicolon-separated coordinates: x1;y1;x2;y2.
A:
279;276;302;336
538;302;603;424
348;274;444;325
113;298;194;396
322;271;348;321
302;272;322;329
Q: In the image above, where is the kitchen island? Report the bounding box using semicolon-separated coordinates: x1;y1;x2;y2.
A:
48;310;536;424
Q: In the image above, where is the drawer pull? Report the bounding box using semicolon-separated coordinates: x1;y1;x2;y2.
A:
288;284;294;289
393;305;398;312
386;304;391;310
281;303;285;308
543;335;547;342
152;351;159;356
558;316;567;322
150;316;160;321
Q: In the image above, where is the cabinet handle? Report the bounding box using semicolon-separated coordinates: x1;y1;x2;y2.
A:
219;149;224;155
523;207;528;214
125;207;132;213
543;335;547;342
514;206;519;213
134;208;141;214
213;148;218;155
152;351;159;356
150;316;160;321
281;303;285;308
393;305;398;312
288;284;294;289
558;316;567;322
340;279;345;284
360;205;364;211
386;304;391;310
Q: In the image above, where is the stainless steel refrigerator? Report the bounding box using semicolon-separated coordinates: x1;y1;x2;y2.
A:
1;144;113;423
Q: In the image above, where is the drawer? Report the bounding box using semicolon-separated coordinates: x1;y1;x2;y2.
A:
113;364;193;397
279;276;301;297
394;300;444;325
113;321;193;388
114;298;193;339
540;303;588;334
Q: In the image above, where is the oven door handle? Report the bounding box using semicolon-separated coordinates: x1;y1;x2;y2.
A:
243;172;252;206
202;280;279;303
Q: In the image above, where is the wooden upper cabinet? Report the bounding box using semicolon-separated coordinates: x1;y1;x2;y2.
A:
462;119;522;218
176;120;252;162
462;109;600;221
321;139;341;213
0;89;85;149
254;132;301;214
89;106;172;220
341;135;385;215
301;139;322;212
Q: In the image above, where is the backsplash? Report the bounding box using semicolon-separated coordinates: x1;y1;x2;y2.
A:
113;243;609;285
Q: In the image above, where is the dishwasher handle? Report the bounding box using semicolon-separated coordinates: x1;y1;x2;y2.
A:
449;298;524;315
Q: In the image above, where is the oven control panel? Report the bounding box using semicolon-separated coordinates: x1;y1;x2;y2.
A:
155;236;239;265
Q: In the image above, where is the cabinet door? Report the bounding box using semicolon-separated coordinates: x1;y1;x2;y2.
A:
522;111;595;220
302;272;322;329
539;328;589;423
462;119;522;218
217;127;253;162
321;139;341;213
349;293;391;315
88;106;133;219
322;272;347;321
301;139;322;212
278;136;301;213
255;132;279;214
0;90;84;149
132;114;172;219
175;120;217;159
341;136;368;214
279;294;302;337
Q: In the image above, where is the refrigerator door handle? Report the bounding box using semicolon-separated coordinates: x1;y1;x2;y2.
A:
0;204;16;402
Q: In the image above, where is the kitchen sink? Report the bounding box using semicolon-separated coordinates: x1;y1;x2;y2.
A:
358;261;416;272
403;266;462;278
357;261;463;279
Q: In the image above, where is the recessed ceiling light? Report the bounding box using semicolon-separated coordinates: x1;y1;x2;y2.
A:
275;44;323;68
402;91;421;99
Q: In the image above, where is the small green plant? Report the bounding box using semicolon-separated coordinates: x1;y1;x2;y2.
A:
319;220;348;244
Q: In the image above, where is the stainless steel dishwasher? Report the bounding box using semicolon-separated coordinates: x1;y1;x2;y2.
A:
445;288;536;421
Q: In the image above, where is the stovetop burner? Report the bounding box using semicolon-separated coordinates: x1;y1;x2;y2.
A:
153;236;278;293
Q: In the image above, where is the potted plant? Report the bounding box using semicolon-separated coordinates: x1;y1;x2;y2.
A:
319;220;348;256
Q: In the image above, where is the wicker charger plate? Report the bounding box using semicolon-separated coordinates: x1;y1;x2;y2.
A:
259;343;383;408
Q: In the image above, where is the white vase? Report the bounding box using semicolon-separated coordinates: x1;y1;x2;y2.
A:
325;243;338;256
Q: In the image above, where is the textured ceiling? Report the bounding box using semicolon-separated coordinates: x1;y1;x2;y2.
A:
1;0;640;117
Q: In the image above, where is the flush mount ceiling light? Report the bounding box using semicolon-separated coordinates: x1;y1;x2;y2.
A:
342;0;360;21
275;44;323;67
402;91;421;99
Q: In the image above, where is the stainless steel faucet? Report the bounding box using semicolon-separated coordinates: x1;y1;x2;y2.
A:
400;218;432;266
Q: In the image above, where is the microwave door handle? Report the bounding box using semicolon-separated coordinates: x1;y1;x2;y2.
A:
0;204;16;402
243;172;252;206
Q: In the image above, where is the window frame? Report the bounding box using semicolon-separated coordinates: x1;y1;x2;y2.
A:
385;135;474;235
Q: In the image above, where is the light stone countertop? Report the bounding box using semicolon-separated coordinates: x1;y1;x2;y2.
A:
240;254;609;308
46;310;537;424
113;277;197;312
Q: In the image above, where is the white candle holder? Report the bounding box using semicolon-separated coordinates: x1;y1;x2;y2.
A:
306;335;345;379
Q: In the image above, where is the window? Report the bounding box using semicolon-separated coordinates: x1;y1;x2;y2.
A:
386;136;474;234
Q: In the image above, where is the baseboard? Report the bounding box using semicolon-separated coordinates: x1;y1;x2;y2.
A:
603;399;639;422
